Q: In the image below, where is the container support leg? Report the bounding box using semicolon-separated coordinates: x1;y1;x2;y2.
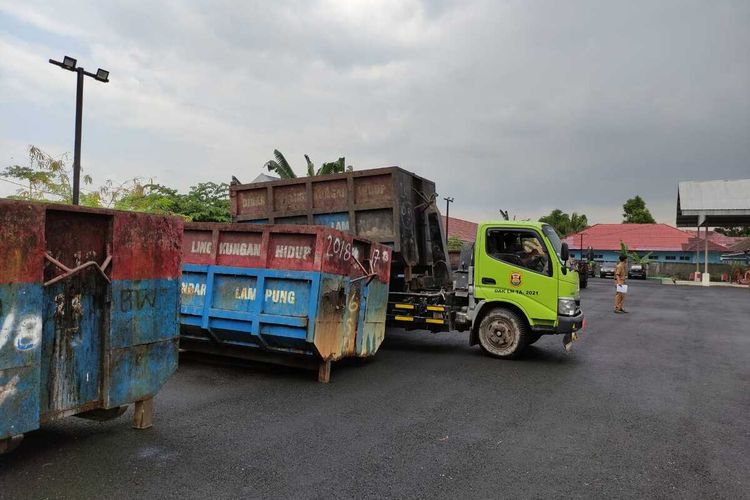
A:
132;397;154;429
0;435;23;454
318;360;331;383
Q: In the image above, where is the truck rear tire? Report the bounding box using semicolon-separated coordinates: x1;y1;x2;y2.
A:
478;308;529;359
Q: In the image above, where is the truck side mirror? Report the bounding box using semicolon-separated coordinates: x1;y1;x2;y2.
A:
560;242;569;275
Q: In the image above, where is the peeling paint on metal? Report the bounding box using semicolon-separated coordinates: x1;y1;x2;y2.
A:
0;374;19;406
0;199;182;442
180;223;391;374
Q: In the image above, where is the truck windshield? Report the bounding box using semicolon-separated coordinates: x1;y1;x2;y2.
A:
541;224;563;261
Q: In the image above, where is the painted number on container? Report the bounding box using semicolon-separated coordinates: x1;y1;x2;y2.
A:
0;302;42;353
345;289;360;337
370;248;389;271
326;235;351;262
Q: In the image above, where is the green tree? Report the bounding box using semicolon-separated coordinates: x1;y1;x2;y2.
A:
1;145;96;205
539;209;588;236
266;149;352;178
115;181;230;222
447;236;464;252
2;145;229;221
622;195;656;224
540;209;570;236
569;212;588;234
114;183;179;213
178;182;230;222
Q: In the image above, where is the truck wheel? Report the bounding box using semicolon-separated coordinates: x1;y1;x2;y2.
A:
0;435;23;454
478;308;529;358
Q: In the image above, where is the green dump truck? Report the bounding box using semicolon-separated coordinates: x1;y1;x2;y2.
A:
448;220;584;357
230;167;584;358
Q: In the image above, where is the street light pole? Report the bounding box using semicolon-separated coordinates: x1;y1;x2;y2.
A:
49;56;109;205
73;68;84;205
444;197;454;240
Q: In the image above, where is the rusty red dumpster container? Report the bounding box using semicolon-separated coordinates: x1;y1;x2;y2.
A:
229;167;452;292
0;200;182;454
179;223;391;382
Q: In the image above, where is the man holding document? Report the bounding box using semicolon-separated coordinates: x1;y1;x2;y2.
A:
615;254;628;313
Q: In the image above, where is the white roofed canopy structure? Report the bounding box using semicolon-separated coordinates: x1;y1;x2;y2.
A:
677;179;750;227
676;179;750;282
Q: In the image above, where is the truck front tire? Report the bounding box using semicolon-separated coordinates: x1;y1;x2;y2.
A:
478;308;529;359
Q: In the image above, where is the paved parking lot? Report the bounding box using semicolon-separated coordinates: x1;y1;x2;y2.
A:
1;279;748;499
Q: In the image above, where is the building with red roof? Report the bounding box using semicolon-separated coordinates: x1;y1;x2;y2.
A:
685;230;746;249
563;224;733;264
442;216;478;243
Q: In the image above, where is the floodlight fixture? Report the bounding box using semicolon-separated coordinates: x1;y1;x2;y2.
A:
62;56;77;70
95;68;109;82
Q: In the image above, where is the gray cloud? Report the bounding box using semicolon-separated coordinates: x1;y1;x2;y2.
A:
1;0;748;224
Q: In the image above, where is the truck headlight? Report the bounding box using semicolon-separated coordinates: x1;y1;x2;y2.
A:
558;297;578;316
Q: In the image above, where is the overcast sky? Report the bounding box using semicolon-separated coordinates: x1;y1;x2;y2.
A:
1;1;748;223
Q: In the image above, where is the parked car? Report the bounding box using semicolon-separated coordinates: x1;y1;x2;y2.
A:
600;262;617;279
629;264;647;279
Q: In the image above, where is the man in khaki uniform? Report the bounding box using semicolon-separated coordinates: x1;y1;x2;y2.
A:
614;254;628;313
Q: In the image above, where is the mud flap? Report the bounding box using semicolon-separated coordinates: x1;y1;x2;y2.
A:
562;331;579;352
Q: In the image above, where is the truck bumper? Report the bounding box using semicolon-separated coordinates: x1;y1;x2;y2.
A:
556;311;585;334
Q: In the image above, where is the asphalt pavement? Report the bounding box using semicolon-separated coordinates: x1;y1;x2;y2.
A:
1;279;748;499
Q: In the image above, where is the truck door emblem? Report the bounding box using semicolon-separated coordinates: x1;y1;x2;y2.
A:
510;272;522;287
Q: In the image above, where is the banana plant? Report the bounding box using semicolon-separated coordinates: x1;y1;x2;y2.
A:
265;150;353;178
265;149;297;179
620;240;652;265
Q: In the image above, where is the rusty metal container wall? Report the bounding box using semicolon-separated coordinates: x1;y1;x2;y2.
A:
0;202;45;440
229;167;452;291
179;223;391;376
0;200;182;442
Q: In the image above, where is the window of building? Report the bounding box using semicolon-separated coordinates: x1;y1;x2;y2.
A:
679;256;690;261
665;255;676;261
485;229;551;276
594;254;604;259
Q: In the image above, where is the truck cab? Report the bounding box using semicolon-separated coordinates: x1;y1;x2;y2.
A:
455;221;584;358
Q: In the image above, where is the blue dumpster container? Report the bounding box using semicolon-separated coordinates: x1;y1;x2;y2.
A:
179;223;391;382
0;200;183;453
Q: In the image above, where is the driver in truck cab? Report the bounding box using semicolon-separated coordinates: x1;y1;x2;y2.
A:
487;234;548;274
520;238;548;273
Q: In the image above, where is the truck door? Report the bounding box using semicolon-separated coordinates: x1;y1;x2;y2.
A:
475;227;558;322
